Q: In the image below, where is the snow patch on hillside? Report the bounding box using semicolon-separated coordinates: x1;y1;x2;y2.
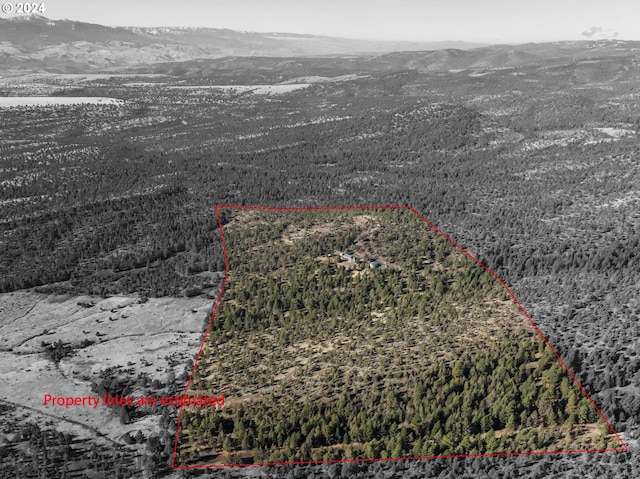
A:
0;97;123;107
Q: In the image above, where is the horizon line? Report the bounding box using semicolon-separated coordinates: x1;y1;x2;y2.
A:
1;13;633;46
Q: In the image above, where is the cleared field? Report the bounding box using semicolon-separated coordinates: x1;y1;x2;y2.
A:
167;84;310;94
0;292;211;443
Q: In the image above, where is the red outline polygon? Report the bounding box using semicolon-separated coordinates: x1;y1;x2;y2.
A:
171;205;628;469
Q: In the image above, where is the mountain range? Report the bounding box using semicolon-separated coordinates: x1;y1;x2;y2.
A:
2;14;640;74
0;14;483;71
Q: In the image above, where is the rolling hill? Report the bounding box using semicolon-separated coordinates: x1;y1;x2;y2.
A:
0;14;483;71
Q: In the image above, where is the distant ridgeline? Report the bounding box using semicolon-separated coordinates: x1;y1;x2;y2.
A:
164;208;623;465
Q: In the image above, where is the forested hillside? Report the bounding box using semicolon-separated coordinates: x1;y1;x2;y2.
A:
1;46;639;476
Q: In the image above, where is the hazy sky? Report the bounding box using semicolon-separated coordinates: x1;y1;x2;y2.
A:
16;0;640;43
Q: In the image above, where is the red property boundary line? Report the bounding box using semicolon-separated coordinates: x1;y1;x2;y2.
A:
171;205;628;469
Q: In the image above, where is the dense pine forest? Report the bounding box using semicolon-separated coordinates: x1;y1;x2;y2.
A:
175;208;620;465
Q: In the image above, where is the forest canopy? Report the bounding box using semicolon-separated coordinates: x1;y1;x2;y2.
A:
175;207;621;466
